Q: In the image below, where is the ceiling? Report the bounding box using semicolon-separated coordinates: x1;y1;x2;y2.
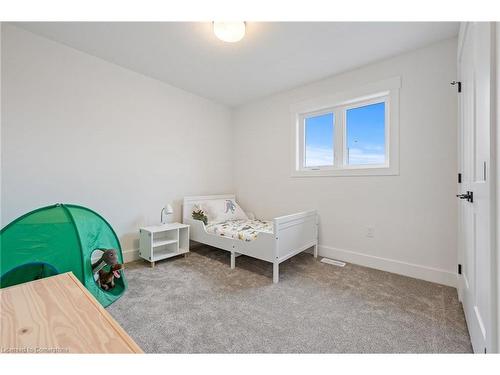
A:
15;22;459;107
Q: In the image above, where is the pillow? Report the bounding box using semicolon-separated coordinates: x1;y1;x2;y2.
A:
203;199;248;223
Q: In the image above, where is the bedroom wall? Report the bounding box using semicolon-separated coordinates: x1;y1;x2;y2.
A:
496;21;500;349
232;38;458;286
1;25;234;261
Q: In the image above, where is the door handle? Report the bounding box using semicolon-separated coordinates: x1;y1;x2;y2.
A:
456;191;473;203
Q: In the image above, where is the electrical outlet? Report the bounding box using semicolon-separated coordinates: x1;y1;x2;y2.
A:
366;226;374;238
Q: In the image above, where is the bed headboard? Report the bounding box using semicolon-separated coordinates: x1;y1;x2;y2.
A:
182;194;236;223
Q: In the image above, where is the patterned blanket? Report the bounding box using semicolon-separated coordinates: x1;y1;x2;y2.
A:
205;219;273;242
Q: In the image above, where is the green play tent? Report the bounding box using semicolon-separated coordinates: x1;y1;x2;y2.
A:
0;204;126;307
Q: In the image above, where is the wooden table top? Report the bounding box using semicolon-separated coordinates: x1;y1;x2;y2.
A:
0;272;142;353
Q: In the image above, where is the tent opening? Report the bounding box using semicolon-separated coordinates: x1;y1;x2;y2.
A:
91;248;125;296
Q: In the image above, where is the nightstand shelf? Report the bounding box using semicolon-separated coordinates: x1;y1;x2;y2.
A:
153;239;177;248
139;223;190;267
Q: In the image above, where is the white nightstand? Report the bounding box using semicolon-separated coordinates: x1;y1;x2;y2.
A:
139;223;190;267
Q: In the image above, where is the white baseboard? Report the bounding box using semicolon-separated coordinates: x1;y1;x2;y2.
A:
318;245;457;288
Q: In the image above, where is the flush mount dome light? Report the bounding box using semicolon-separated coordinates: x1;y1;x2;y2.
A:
213;22;246;43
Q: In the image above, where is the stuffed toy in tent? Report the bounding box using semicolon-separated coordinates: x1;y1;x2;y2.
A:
0;204;126;307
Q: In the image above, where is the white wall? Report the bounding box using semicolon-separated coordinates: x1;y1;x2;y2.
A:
496;21;500;351
233;38;458;286
1;25;234;261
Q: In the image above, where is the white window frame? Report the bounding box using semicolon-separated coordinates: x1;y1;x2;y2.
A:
291;77;400;177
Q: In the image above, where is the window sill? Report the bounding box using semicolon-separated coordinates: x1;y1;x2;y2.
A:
291;165;399;177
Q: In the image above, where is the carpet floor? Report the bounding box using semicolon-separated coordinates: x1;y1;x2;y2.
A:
107;246;472;353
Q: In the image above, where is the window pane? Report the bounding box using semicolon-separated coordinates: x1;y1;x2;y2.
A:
346;102;385;165
304;113;334;167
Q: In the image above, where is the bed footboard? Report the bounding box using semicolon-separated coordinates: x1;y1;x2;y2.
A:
272;210;318;282
274;210;318;261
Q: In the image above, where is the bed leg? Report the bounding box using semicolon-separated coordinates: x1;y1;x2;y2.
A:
313;244;318;259
273;261;279;283
230;252;235;269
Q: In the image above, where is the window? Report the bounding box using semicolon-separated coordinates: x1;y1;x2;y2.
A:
346;102;386;166
304;112;334;167
291;77;400;176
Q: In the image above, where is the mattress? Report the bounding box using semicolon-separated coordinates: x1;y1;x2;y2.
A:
205;219;273;241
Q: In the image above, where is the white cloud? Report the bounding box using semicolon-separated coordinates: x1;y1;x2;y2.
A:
305;146;333;167
360;144;384;152
348;148;385;165
305;146;385;166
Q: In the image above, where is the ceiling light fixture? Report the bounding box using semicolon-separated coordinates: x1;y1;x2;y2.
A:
213;22;246;43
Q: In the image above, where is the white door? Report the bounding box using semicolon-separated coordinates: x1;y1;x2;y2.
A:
457;22;494;353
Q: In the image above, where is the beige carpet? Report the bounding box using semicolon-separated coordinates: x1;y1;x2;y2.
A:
107;246;472;353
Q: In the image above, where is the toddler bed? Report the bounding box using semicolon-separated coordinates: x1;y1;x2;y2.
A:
182;195;318;283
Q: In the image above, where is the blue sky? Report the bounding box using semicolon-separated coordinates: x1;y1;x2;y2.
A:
305;102;385;166
346;102;385;165
304;112;334;166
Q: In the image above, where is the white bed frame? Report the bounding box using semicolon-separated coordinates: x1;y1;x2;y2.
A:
182;194;318;283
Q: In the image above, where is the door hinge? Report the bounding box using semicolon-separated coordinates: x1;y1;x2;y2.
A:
458;264;462;275
456;191;473;203
451;81;462;93
458;173;462;183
